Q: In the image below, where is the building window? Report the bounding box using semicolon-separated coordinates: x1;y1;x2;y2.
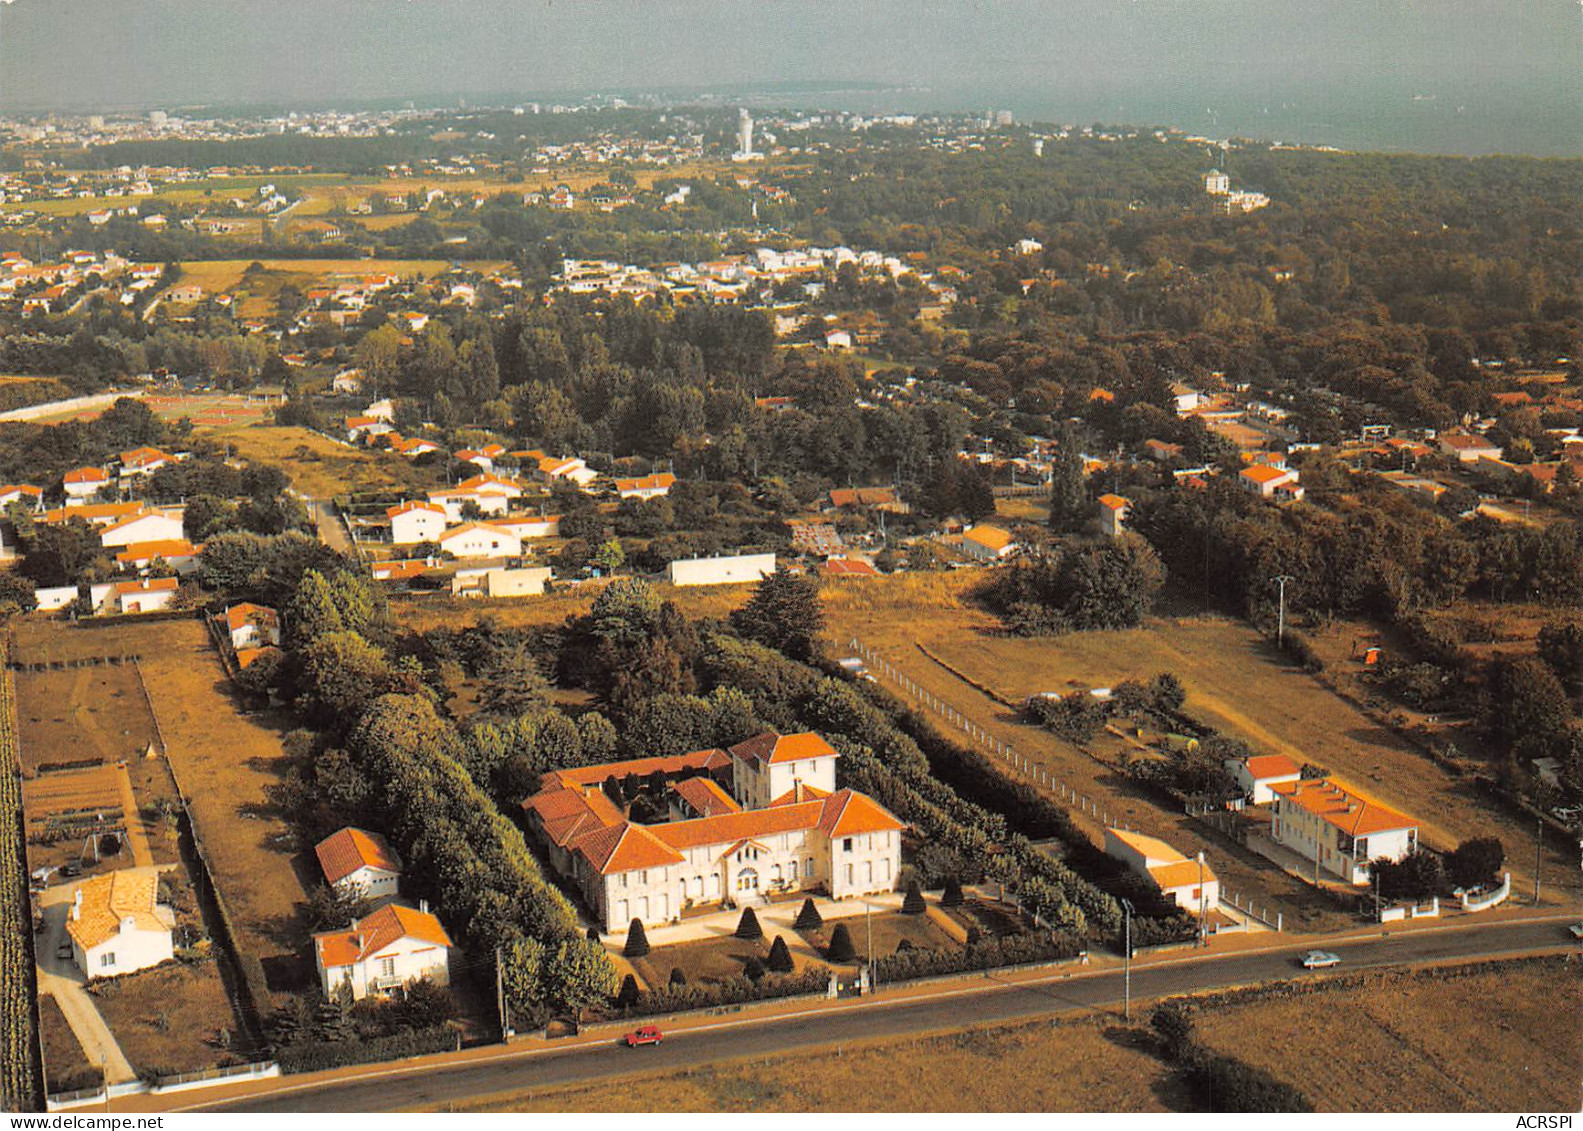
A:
842;837;853;852
620;873;628;888
99;953;114;968
640;870;649;884
805;858;815;878
379;957;396;978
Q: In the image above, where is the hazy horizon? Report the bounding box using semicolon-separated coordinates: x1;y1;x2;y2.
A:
0;0;1578;156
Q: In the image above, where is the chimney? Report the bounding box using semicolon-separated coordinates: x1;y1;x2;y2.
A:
419;899;429;915
120;914;137;933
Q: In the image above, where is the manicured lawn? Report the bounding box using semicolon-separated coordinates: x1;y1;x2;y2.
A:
630;935;772;988
796;910;959;967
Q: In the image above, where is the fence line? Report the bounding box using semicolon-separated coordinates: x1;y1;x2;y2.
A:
846;636;1136;836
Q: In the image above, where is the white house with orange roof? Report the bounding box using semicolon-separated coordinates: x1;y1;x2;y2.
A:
1238;464;1303;500
98;508;184;549
63;466;110;501
114;577;178;614
536;455;599;489
117;446;174;481
727;732;840;809
1225;753;1303;805
312;903;452;1000
1097;494;1130;537
614;472;676;500
494;514;561;540
521;733;904;931
1104;828;1219;917
438;522;522;560
1270;778;1418;884
224;602;281;651
116;539;200;576
388;501;447;544
0;484;44;512
960;524;1017;561
315;827;403;899
66;870;175;979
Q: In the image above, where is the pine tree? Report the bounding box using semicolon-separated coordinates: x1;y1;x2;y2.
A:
766;935;794;973
827;923;857;962
623;918;650;958
615;974;641;1008
1047;423;1090;534
730;568;825;661
743;956;766;981
668;968;687;987
793;897;824;931
902;879;926;914
941;876;965;907
734;906;763;940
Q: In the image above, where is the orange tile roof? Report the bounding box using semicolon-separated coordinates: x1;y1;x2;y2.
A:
1240;464;1291;485
615;472;677;492
670;776;742;817
315;827;402;885
728;732;839;767
963;525;1014;551
235;645;279;669
314;903;452;968
543;749;730;790
113;577;178;594
224;602;278;632
573;822;685;875
1107;827;1187;865
119;446;171;467
64;467;109;484
1269;778;1416;837
116;539;197;564
387;501;445;519
1148;858;1217;891
828;486;898;508
768;783;830;806
1241;754;1302;781
43;501;144;525
1097;493;1130;510
648;801;827;852
66;870;167;950
820;559;879;578
817;790;905;838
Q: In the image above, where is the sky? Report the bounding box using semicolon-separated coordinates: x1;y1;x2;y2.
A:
0;0;1578;154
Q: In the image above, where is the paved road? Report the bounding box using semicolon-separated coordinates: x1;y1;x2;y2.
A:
188;916;1578;1112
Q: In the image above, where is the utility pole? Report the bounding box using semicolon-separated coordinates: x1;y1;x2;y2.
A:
1272;574;1294;648
1197;852;1207;946
495;944;508;1038
1533;812;1542;907
1121;898;1134;1021
865;900;874;994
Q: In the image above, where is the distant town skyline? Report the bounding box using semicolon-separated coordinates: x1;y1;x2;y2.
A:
0;0;1577;156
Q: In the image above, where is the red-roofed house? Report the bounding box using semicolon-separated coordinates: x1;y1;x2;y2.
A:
614;472;677;500
224;602;281;651
820;558;880;579
521;732;902;930
1225;753;1303;805
1104;828;1218;916
116;539;200;576
312;903;451;1000
1097;494;1130;537
1270;778;1418;884
117;447;174;480
388;501;447;544
1238;464;1302;500
63;466;110;500
315;827;402;898
114;577;178;614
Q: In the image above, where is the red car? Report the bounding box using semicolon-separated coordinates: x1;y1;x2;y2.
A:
623;1025;664;1047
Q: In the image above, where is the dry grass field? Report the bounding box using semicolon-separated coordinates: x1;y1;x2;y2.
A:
13;617;311;998
38;993;100;1094
821;571;1583;920
455;956;1578;1113
1189;958;1582;1112
88;959;246;1076
389;581;753;635
458;1011;1182;1113
201;424;425;498
14;664;157;773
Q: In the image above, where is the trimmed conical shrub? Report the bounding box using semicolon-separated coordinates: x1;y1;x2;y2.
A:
735;906;763;940
586;925;602;942
827;922;857;962
767;935;794;973
941;876;965;907
615;974;641;1008
901;880;926;914
743;956;766;981
965;925;982;947
669;968;687;987
793;897;824;930
896;938;914;953
623;918;650;958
